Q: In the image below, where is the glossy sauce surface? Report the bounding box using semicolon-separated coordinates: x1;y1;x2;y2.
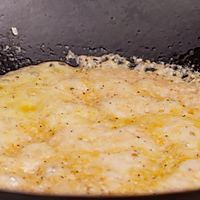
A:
0;56;200;195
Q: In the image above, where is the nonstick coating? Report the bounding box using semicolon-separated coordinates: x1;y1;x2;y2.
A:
1;0;200;199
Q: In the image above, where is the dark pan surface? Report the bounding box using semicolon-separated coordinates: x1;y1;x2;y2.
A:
2;189;200;200
1;0;200;199
1;0;200;73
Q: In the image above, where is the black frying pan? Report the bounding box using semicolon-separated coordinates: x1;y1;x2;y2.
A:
1;0;200;199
